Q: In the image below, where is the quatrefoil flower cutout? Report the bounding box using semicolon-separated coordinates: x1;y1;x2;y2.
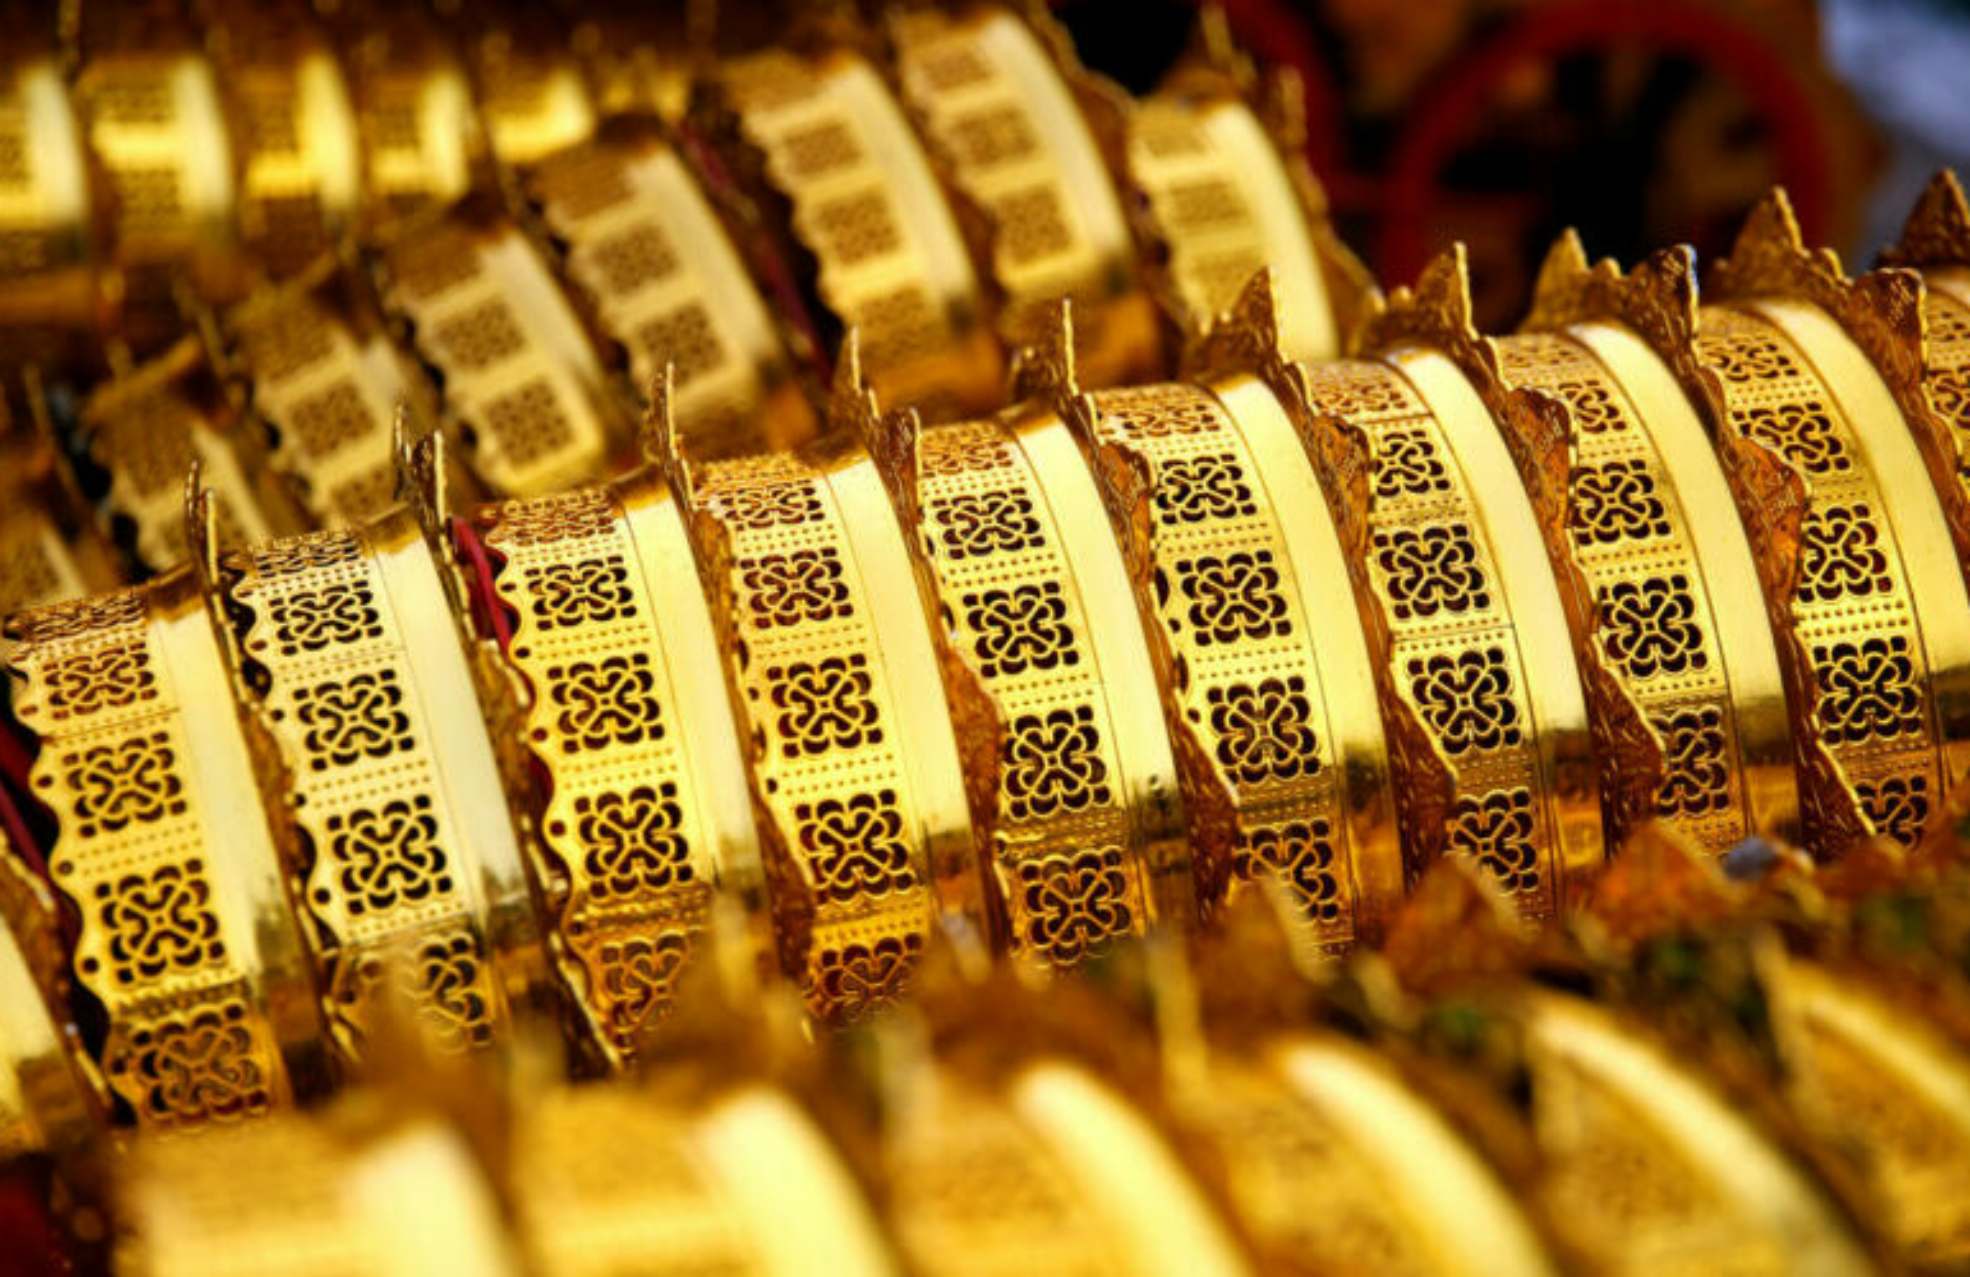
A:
1018;849;1131;967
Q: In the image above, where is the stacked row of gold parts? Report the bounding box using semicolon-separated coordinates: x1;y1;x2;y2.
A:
4;2;1970;1273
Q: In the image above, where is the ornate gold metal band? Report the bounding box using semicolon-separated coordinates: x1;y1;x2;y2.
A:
1255;285;1603;916
696;46;1004;419
1689;197;1970;852
1381;248;1799;855
458;16;599;172
666;361;978;1022
78;337;305;572
119;1112;521;1277
519;123;819;457
511;1087;759;1277
335;17;478;234
885;1076;1109;1274
209;11;362;283
889;3;1162;388
0;49;99;356
218;510;544;1061
70;43;241;354
1173;1035;1546;1274
1059;319;1400;948
377;204;629;499
1115;84;1348;363
874;395;1184;966
218;262;431;528
1510;990;1871;1271
470;468;762;1066
7;569;321;1130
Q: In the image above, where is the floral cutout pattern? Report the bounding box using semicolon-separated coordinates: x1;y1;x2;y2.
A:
1177;551;1292;645
575;784;692;899
1407;649;1522;755
96;861;223;984
325;796;451;918
1207;677;1322;786
1003;707;1112;822
548;654;664;752
1448;788;1539;897
295;672;414;769
796;792;919;904
767;655;882;757
742;549;853;628
1016;848;1132;966
1373;525;1490;621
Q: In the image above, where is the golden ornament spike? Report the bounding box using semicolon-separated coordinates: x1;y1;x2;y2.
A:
1882;169;1970;269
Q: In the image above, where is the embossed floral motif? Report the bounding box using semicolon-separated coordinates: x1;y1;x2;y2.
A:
411;934;495;1052
1371;429;1451;498
525;556;637;629
1302;365;1415;420
548;654;663;752
1448;788;1539;896
1857;775;1930;848
1599;576;1707;680
576;784;692;898
1408;649;1521;755
8;590;144;644
325;796;450;917
710;479;823;529
919;430;1011;476
964;583;1078;678
767;655;881;756
116;1004;268;1127
1815;636;1923;745
249;531;362;577
495;492;616;546
1374;525;1489;620
811;935;922;1022
741;549;852;628
934;490;1043;560
1004;707;1111;822
1742;402;1849;474
1155;453;1256;525
1207;677;1322;786
1017;848;1132;966
64;732;185;836
1929;365;1970;428
295;672;413;769
1550;379;1623;433
43;639;156;720
97;862;222;984
796;792;918;904
268;584;382;654
598;930;691;1046
1233;821;1342;924
1652;708;1730;818
1570;461;1671;546
1798;506;1891;603
1178;551;1291;645
1701;331;1795;383
1096;386;1221;437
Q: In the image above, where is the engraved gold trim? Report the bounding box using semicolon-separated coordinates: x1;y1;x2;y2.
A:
8;567;322;1130
219;507;545;1061
472;465;763;1065
663;352;979;1022
890;3;1162;388
1043;307;1400;947
695;45;1004;419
